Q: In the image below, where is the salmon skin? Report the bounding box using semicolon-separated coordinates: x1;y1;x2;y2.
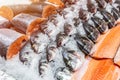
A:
0;0;120;80
73;58;120;80
0;0;63;20
11;13;45;35
0;16;11;28
0;6;14;20
0;29;28;59
0;4;58;35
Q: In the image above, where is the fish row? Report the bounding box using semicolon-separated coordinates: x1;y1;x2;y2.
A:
18;0;120;80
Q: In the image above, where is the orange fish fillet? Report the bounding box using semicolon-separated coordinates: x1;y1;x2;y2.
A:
0;29;28;59
6;4;44;15
72;58;120;80
0;6;14;20
11;13;45;35
114;46;120;67
90;24;120;58
48;0;64;8
42;5;57;18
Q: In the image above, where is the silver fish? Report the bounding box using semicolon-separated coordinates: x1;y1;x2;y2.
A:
75;34;94;55
87;0;97;13
55;67;72;80
100;9;115;28
79;9;89;21
83;22;100;42
91;16;108;34
95;0;107;8
62;50;82;71
56;32;69;47
39;61;49;75
46;43;58;62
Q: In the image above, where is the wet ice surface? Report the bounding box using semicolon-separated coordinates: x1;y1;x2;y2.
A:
0;54;41;80
0;70;16;80
0;46;68;80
